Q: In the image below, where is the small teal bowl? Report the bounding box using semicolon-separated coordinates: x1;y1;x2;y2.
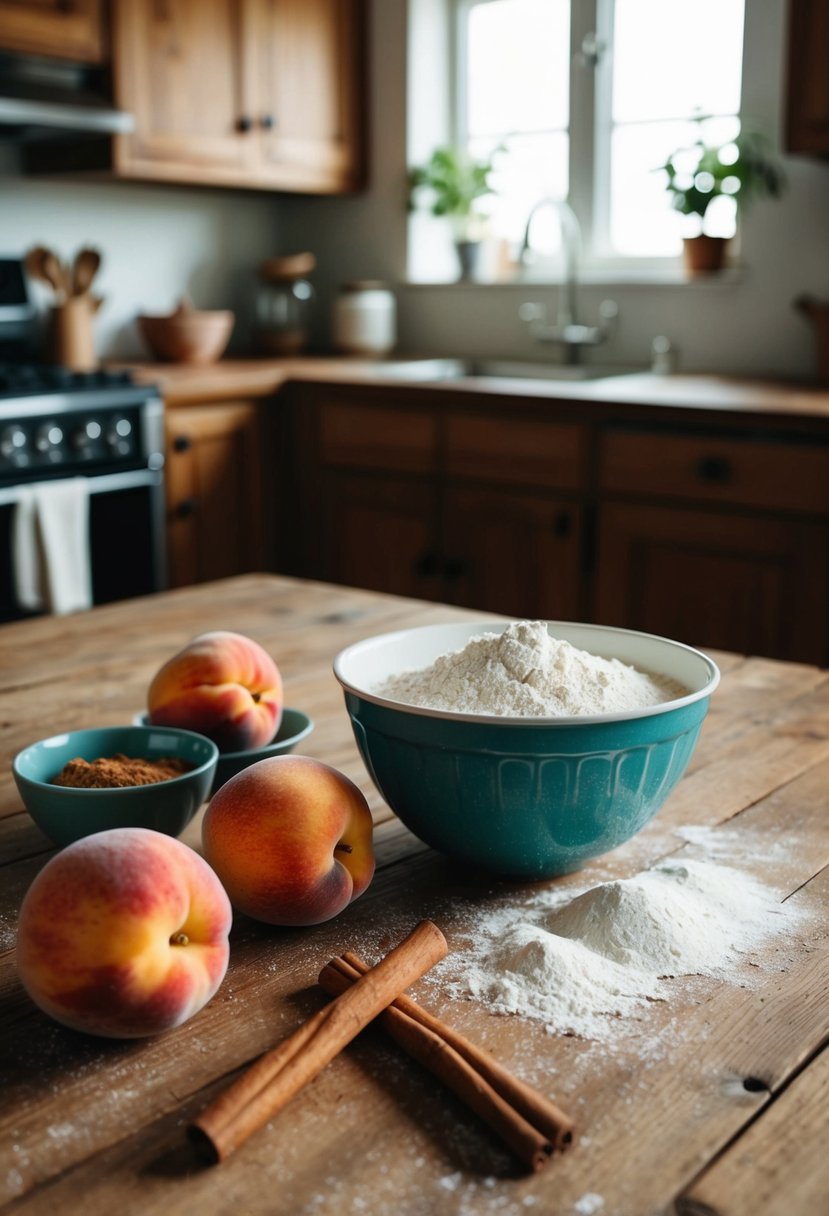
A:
334;621;720;879
13;726;219;847
134;707;314;795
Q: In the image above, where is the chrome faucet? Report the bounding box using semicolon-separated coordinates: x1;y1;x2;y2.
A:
518;198;617;364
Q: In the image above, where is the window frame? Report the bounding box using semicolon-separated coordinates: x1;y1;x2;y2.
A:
447;0;744;280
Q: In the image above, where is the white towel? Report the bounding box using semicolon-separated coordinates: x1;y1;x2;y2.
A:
11;478;93;615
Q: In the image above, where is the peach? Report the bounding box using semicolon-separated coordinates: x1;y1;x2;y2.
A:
16;828;231;1038
202;755;375;926
148;630;282;753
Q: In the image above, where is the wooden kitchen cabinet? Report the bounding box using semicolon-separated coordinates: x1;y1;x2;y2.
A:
595;425;829;663
786;0;829;155
278;379;829;666
284;387;588;620
104;0;365;192
0;0;104;62
441;486;584;620
164;401;266;589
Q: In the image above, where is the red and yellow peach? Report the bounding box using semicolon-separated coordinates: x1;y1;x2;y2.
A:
202;755;375;926
16;827;232;1038
148;630;282;753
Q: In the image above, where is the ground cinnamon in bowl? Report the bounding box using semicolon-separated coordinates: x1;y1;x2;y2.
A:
52;754;192;789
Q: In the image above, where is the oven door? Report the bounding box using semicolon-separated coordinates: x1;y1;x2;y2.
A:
0;468;166;623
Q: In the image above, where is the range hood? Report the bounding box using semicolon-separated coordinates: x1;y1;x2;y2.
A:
0;53;134;139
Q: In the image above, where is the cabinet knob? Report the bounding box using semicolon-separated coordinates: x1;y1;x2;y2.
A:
443;557;466;580
553;510;571;537
237;115;254;133
173;434;191;452
415;552;439;578
260;114;276;130
175;497;199;518
696;455;733;484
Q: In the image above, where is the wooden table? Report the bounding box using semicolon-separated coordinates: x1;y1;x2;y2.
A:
1;575;827;1216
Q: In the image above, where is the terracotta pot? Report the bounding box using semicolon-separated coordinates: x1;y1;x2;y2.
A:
683;235;729;276
137;299;235;364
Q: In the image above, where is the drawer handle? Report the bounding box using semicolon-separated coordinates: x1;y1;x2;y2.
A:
175;497;199;518
236;115;254;133
415;552;439;578
173;435;191;453
695;456;734;484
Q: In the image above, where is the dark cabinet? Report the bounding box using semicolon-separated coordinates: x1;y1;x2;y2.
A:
786;0;829;155
284;388;588;620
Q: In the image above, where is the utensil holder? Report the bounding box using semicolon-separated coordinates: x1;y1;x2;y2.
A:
49;297;98;371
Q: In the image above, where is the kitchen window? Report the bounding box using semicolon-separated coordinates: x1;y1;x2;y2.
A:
448;0;746;274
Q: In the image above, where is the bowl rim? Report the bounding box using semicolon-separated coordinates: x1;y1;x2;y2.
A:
13;725;219;795
132;706;314;759
333;619;721;726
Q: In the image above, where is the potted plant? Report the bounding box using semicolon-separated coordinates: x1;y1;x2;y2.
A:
408;145;501;280
660;127;785;275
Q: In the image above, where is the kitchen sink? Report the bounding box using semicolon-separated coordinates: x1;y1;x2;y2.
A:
377;358;648;383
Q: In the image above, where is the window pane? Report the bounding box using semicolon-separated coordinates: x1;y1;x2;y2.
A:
471;132;569;246
613;0;745;123
609;116;742;254
466;0;570;138
610;121;694;255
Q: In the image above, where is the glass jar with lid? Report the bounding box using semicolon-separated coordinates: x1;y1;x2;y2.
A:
254;252;316;355
332;280;397;356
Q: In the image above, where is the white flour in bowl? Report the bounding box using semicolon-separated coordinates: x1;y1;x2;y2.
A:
449;859;786;1039
375;620;684;716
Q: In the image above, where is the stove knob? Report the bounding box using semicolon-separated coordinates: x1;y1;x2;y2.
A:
1;424;28;459
106;417;133;455
72;420;103;449
35;423;64;453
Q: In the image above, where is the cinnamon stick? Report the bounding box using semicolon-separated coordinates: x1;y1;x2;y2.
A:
188;920;448;1163
319;953;574;1172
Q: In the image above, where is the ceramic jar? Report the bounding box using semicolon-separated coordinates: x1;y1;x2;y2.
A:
332;281;396;356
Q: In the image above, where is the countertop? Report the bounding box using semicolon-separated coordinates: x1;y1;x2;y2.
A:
1;574;827;1215
120;355;829;423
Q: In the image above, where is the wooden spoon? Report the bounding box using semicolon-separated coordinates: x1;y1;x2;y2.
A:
72;248;101;297
24;246;67;299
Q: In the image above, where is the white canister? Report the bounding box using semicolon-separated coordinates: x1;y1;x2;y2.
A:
333;281;396;356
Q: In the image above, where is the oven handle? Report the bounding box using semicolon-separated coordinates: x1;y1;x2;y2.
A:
0;468;163;507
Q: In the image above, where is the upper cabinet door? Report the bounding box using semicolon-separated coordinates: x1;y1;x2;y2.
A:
0;0;104;62
112;0;257;183
786;0;829;155
255;0;365;192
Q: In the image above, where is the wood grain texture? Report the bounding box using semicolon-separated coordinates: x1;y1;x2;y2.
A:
678;1046;829;1216
1;574;828;1215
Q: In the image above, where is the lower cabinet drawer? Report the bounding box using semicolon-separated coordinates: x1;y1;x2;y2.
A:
446;414;586;489
600;430;829;514
319;401;438;474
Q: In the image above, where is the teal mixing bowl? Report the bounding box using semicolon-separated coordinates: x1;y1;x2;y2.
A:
334;621;720;879
13;726;219;847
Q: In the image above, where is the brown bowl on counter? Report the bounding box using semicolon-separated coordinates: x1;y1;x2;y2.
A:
137;300;235;364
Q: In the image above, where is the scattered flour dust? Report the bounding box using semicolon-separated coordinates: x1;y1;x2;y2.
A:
451;858;788;1040
376;619;685;716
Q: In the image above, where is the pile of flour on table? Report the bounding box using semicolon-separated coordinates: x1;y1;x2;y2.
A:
376;620;684;716
450;858;784;1040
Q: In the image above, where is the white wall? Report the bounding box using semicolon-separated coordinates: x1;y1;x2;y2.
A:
277;0;829;380
0;151;278;360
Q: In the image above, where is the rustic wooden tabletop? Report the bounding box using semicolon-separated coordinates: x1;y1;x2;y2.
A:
0;575;826;1216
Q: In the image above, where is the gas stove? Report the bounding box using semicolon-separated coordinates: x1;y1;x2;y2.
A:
0;363;163;483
